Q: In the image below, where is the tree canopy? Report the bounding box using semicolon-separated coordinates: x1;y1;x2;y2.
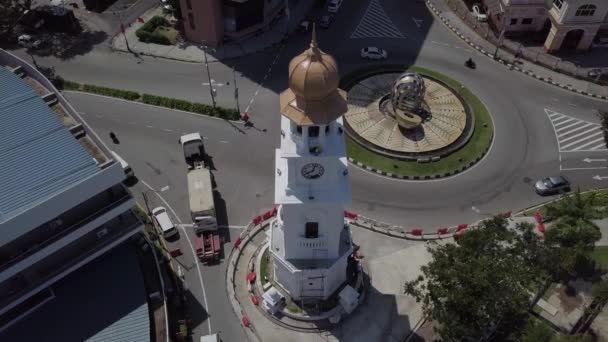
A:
404;217;550;341
0;0;31;35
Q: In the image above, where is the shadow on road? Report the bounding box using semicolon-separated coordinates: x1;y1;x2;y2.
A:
182;288;209;332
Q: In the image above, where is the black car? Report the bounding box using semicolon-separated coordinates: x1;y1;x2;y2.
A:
319;15;334;29
534;176;571;195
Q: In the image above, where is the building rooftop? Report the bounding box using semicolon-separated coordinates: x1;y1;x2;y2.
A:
0;67;100;223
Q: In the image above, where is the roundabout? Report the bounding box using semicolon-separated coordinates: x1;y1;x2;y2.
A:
343;66;494;178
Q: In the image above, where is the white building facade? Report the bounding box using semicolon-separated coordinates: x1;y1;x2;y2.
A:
270;29;353;301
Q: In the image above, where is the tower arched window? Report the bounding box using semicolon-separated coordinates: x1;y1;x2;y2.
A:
575;4;596;17
305;222;319;239
308;126;320;137
553;0;563;10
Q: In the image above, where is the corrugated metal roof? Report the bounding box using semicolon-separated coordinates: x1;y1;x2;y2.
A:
85;303;151;342
0;67;99;223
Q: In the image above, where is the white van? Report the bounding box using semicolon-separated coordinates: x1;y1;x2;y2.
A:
110;150;135;179
152;207;179;239
200;333;220;342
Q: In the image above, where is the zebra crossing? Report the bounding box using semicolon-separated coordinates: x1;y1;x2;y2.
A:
351;0;405;39
545;109;607;153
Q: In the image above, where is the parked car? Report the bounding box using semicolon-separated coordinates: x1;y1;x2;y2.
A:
152;206;179;239
319;14;334;29
327;0;343;13
534;176;571;195
588;68;607;80
361;47;388;60
472;4;487;22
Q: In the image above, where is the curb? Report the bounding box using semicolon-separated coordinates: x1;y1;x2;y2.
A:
425;0;608;101
346;130;492;181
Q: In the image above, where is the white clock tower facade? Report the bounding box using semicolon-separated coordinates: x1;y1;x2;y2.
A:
270;28;353;301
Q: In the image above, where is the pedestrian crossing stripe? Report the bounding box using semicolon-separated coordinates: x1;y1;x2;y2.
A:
545;108;607;152
351;0;405;39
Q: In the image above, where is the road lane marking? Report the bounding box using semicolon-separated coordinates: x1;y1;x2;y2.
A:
128;121;136;125
351;0;404;39
557;124;594;140
560;130;602;149
140;180;212;333
146;125;154;128
162;128;173;132
573;137;605;151
593;175;608;180
219;140;229;144
160;185;170;192
553;118;575;127
561;166;608;171
556;121;587;133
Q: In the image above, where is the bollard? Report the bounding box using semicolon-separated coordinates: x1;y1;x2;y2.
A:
251;295;259;306
457;224;468;231
234;237;242;249
253;216;262;225
271;207;278;217
537;223;545;233
242;315;251;327
437;227;448;235
534;211;543;223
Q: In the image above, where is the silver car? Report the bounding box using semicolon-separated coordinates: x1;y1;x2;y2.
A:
534;176;570;195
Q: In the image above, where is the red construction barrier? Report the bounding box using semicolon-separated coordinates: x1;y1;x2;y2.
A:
344;210;358;220
251;295;259;306
262;210;273;221
410;228;422;236
242;315;250;327
271;207;278;217
233;237;242;249
457;224;468;231
253;216;262;225
247;272;256;283
534;211;543;223
537;223;545;233
437;228;448;235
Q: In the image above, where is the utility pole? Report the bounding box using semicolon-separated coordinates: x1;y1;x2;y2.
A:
117;12;132;53
202;41;216;108
232;67;240;114
141;191;152;216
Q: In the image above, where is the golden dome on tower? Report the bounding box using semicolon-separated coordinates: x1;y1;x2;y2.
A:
280;25;347;126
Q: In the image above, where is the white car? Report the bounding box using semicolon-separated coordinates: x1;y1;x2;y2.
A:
18;34;42;49
327;0;343;13
361;47;388;60
472;5;487;22
152;206;179;239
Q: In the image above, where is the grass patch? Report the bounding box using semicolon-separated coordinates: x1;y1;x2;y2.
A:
343;65;493;177
592;246;608;271
285;300;302;314
260;250;270;285
523;189;608;217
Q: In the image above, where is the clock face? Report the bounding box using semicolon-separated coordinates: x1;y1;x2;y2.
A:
301;163;325;179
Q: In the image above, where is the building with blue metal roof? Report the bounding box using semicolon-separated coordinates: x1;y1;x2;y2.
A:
0;52;144;333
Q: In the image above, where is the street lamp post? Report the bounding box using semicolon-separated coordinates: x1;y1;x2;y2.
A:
116;12;132;53
201;41;217;108
493;4;507;60
232;67;240;114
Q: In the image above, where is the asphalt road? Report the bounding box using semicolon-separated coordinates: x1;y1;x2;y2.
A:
13;0;608;340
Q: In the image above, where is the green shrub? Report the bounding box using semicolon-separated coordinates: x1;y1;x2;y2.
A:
82;84;140;100
191;102;215;116
136;16;172;45
63;80;81;90
143;94;239;120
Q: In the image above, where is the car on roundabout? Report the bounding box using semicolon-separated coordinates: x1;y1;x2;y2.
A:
361;47;387;60
534;176;571;196
320;14;334;29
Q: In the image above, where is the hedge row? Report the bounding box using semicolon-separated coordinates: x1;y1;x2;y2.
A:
58;79;240;121
142;94;240;120
82;84;141;100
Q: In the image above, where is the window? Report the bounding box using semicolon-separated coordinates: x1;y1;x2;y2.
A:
296;125;302;135
575;4;596;17
186;0;192;10
308;126;319;137
188;13;195;30
553;0;563;9
522;18;533;25
510;18;518;25
305;222;319;239
325;125;330;134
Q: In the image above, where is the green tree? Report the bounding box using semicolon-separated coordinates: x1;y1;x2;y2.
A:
0;0;31;36
592;279;608;303
551;334;594;342
522;318;554;342
544;191;602;281
598;110;608;148
404;217;549;341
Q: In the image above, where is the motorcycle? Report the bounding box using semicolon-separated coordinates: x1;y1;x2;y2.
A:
465;58;476;69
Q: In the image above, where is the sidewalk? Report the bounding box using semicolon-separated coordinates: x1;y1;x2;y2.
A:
426;0;608;100
112;2;314;63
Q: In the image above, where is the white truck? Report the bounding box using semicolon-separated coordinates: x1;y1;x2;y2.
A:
179;132;206;169
181;133;220;263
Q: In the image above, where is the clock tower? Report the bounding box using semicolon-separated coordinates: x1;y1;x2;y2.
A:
270;26;353;301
